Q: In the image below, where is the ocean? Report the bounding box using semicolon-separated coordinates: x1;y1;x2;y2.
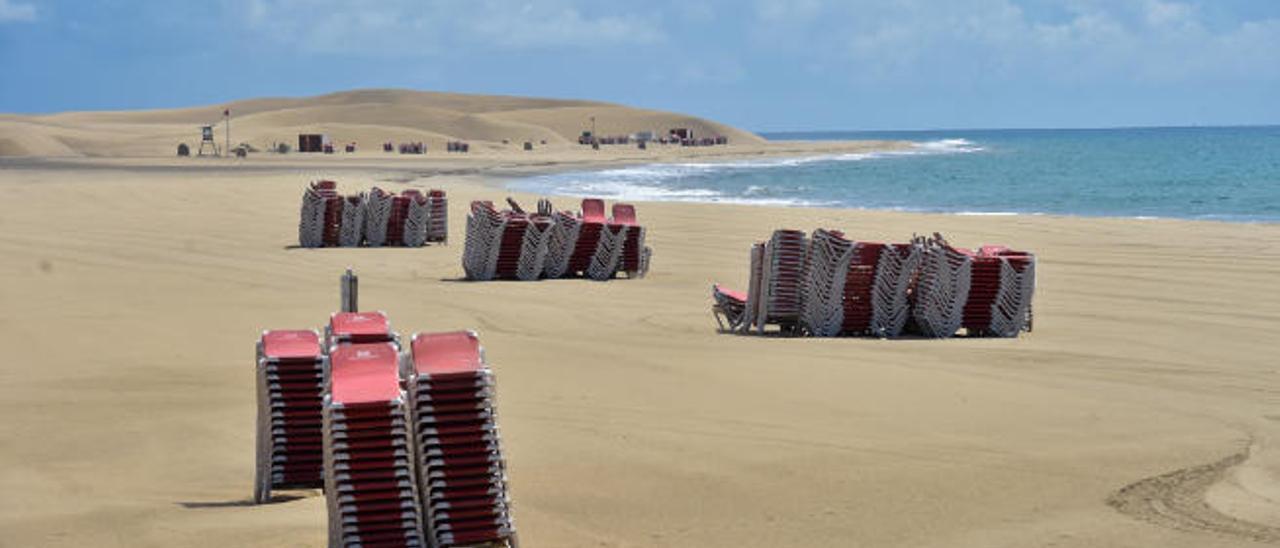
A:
509;126;1280;222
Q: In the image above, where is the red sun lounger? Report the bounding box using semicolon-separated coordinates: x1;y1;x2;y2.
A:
323;342;426;546
711;284;748;332
254;330;325;503
611;203;648;277
407;331;519;548
327;311;398;347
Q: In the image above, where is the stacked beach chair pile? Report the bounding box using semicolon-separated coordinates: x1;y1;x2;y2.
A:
323;341;426;546
254;329;327;503
712;230;1035;338
298;180;448;248
463;197;650;281
255;286;519;546
405;332;516;547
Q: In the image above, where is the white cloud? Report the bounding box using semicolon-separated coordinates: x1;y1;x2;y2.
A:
226;0;664;54
749;0;1280;85
0;0;36;23
467;5;663;48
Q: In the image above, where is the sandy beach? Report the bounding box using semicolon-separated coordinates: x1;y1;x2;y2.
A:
1;145;1278;547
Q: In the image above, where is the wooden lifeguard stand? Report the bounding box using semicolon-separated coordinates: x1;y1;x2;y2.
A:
197;125;220;157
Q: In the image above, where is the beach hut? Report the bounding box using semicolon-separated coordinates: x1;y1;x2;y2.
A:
297;133;329;153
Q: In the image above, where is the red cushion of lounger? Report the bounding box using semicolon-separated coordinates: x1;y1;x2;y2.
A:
411;331;483;376
714;284;747;304
329;343;401;404
330;312;390;339
582;198;606;223
611;203;637;226
261;330;321;360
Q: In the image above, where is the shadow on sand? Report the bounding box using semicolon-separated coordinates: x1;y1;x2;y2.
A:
178;493;308;509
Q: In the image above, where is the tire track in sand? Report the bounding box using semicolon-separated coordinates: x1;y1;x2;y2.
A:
1107;446;1280;544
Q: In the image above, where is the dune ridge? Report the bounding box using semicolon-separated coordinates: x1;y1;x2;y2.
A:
0;88;764;157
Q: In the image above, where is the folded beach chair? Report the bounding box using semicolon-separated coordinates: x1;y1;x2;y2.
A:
322;343;426;547
254;330;326;503
866;242;923;337
799;229;854;336
586;200;629;280
515;212;555;281
711;284;749;332
798;231;923;337
363;187;395;247
300;181;340;248
741;241;765;330
566;199;607;277
961;246;1036;337
338;195;365;247
386;194;411;247
402;190;430;247
327;311;399;348
322;193;344;248
404;331;519;548
911;235;972;338
426;190;448;244
463;201;508;281
543;209;583;279
611;203;650;278
493;213;530;280
749;229;808;333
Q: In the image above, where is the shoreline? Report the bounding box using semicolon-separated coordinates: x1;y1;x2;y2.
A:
3;139;1276;226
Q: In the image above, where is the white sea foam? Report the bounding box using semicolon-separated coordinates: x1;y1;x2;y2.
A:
509;137;985;208
911;138;985;153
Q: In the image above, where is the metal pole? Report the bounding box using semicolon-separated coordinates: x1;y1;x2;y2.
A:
225;110;230;157
341;268;358;313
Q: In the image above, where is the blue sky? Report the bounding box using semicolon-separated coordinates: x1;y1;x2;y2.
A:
1;0;1277;131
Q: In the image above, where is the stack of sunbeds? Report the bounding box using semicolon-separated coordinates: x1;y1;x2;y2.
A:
427;190;449;244
960;246;1036;337
323;342;426;546
299;180;340;248
257;304;521;547
386;193;410;247
254;330;326;503
363;187;395;247
611;204;649;277
737;229;808;334
401;189;431;248
296;181;448;248
714;230;1034;339
912;236;973;338
464;197;650;281
405;331;517;547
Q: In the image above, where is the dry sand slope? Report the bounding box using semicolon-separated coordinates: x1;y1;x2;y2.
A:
0;160;1279;548
0;89;763;158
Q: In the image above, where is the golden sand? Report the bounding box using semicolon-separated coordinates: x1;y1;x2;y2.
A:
1;151;1277;547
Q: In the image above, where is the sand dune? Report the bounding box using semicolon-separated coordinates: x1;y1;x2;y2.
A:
1;154;1278;547
0;89;763;157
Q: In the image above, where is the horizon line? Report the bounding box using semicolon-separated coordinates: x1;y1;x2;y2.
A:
759;123;1280;134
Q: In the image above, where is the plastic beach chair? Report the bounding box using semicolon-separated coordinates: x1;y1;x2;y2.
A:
254;329;325;503
611;204;648;277
323;342;426;546
327;311;398;347
406;331;520;548
711;284;748;332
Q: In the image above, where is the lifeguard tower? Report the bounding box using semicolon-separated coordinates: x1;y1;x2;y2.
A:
197;125;221;157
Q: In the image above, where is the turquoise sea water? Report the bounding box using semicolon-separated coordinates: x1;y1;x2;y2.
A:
510;126;1280;222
